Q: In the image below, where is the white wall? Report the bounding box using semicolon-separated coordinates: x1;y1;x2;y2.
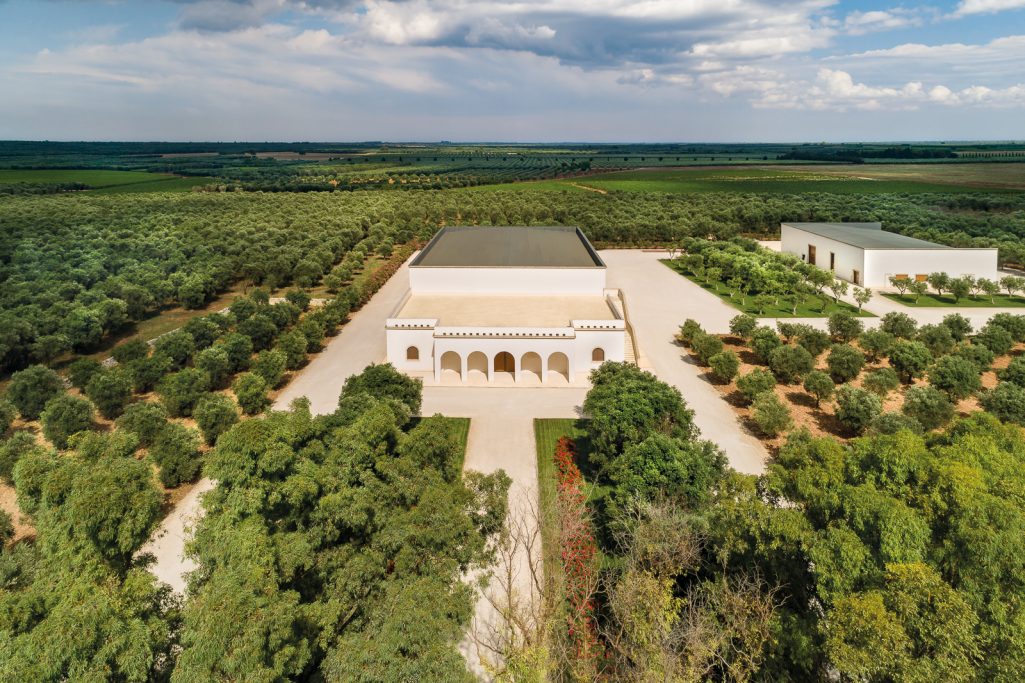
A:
865;248;999;287
781;224;1000;288
574;328;626;374
409;266;606;295
781;224;865;284
385;323;626;382
385;324;436;372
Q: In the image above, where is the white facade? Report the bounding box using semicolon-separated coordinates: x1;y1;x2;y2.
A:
408;266;606;295
385;226;629;385
781;223;999;288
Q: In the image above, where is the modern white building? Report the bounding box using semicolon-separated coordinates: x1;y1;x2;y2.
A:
781;222;999;288
386;226;631;385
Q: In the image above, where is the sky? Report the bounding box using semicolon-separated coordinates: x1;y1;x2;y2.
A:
0;0;1023;142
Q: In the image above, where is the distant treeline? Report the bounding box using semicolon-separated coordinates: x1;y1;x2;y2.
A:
781;146;958;163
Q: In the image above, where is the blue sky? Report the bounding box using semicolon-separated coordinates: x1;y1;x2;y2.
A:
0;0;1023;142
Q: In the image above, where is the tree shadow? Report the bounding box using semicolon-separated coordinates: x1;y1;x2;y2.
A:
785;389;818;409
738;349;761;366
724;390;750;408
812;409;847;438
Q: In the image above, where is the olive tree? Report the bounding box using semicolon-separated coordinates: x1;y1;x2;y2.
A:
40;394;94;449
834;385;882;436
828;312;863;343
827;344;865;384
928;356;982;401
889;341;932;384
116;402;169;448
85;368;133;419
157;368;211;417
709;350;740;384
902;386;954;431
768;345;814;384
880;312;917;339
863;368;900;397
7;365;64;420
803;371;835;407
193;393;239;446
981;382;1025;424
233;372;269;415
752;392;792;437
737;368;777;405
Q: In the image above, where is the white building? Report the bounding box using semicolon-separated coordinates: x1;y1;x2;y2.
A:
386;226;631;385
781;222;999;288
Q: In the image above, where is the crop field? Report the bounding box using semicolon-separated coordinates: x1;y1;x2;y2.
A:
468;164;1025;194
0;169;211;192
804;163;1025;190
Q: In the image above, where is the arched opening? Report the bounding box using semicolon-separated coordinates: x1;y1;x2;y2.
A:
493;351;516;384
406;346;420;361
439;351;461;384
467;351;488;385
494;352;515;373
591;347;605;362
548;352;570;384
521;352;542;384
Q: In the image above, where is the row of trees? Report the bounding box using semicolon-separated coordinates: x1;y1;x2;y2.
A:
0;191;395;372
5;187;1025;371
1;240;412;521
672;237;872;314
683;309;1025;439
0;364;508;680
526;358;1025;680
890;271;1025;303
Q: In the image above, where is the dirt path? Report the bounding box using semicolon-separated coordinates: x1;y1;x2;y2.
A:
566;182;607;194
138;478;215;593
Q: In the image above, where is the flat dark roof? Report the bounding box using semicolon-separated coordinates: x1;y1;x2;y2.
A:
411;226;605;268
783;222;952;250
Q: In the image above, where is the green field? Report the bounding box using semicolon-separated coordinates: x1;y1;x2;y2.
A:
466;164;1025;194
0;169;211;192
882;292;1025;308
662;260;873;317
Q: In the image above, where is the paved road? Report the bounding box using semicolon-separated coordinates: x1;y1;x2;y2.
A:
602;250;768;474
422;388;586;676
275;255;416;415
138;478;215;594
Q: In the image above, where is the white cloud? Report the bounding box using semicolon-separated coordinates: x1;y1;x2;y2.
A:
3;0;1025;140
842;8;924;35
953;0;1025;16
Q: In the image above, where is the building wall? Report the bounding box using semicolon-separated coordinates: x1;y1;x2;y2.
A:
864;248;999;287
385;325;436;372
384;324;626;382
409;266;606;295
781;224;865;284
781;225;999;287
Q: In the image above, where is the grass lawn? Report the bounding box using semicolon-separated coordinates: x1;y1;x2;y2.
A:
534;418;591;582
661;260;874;318
881;292;1025;308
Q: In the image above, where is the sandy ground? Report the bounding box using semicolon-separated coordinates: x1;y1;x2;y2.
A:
137;478;215;593
0;483;33;542
275;255;417;415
